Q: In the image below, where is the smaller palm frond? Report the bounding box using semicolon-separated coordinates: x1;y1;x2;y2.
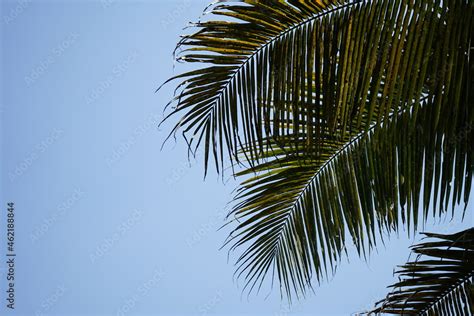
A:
366;228;474;316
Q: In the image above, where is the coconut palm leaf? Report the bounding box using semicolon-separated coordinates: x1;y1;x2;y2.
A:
221;0;473;299
161;0;349;173
162;0;474;300
226;87;473;299
162;0;472;174
365;228;474;315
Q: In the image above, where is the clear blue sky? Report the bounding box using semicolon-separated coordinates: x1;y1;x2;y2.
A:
0;1;472;315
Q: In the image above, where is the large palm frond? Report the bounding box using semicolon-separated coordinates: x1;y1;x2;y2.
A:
163;0;472;173
365;228;474;315
162;0;474;300
226;86;473;299
162;0;349;173
222;0;473;299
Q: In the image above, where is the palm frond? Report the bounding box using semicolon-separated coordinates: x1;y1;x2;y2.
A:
161;0;352;173
223;0;473;299
226;87;473;299
162;0;474;300
162;0;473;174
365;228;474;315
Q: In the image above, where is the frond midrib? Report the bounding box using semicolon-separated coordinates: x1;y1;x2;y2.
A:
253;91;437;292
419;269;473;315
179;0;361;128
271;93;430;237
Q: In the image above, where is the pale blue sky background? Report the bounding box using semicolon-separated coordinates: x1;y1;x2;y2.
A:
0;1;472;315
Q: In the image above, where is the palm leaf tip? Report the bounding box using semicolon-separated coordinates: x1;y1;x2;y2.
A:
365;228;474;316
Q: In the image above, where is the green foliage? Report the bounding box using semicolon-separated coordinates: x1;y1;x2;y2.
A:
162;0;474;300
366;228;474;315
